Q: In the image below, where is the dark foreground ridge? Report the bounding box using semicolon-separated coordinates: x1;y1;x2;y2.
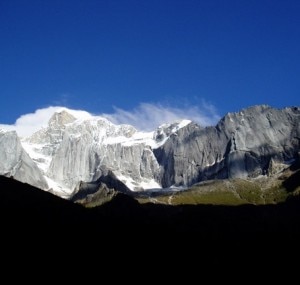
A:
1;175;300;242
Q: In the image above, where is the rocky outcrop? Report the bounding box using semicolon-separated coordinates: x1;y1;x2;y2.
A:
70;168;132;205
0;129;48;189
155;105;300;187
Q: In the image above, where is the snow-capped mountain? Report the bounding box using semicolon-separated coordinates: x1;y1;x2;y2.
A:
18;109;191;197
0;105;299;200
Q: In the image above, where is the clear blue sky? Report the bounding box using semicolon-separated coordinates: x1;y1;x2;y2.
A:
1;0;300;124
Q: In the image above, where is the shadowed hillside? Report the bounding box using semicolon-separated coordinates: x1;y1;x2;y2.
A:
0;175;86;229
1;175;300;242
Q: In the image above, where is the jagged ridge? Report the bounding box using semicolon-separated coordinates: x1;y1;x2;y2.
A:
0;105;299;199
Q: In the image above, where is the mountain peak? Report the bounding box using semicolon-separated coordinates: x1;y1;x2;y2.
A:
48;110;76;128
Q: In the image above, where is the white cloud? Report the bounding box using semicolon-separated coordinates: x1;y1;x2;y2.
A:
102;101;220;130
0;101;220;137
0;106;92;137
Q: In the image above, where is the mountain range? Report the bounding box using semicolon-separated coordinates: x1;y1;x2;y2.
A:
0;104;299;204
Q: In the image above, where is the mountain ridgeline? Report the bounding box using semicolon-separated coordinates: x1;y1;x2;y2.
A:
155;105;300;187
0;105;299;201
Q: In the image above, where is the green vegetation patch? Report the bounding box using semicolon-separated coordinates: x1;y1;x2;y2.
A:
136;176;297;206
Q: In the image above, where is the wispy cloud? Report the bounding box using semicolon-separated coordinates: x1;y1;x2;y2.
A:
102;101;220;130
0;101;220;137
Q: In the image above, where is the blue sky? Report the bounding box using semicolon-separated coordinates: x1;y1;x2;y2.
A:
1;0;299;128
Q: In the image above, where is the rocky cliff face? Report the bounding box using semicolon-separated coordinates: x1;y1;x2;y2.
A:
0;129;48;189
1;105;299;198
45;116;161;193
155;105;300;187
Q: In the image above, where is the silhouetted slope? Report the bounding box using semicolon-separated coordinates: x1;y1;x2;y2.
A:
0;176;86;228
91;193;300;240
1;175;300;242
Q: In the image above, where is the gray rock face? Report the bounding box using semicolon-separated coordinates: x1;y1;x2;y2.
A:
47;105;300;195
3;105;298;198
0;129;48;189
155;105;300;187
46;116;160;192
